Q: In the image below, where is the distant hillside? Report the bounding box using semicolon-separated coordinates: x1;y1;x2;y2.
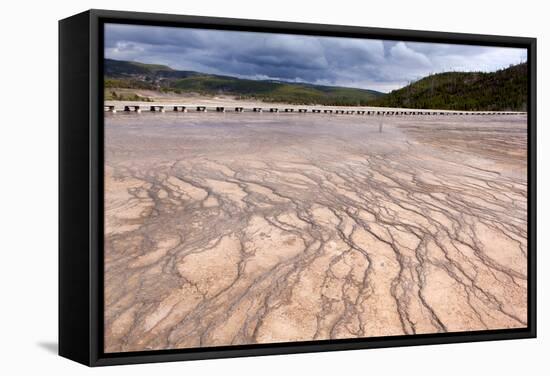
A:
370;63;527;111
104;59;384;106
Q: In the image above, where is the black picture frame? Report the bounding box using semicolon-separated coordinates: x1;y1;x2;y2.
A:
59;9;537;367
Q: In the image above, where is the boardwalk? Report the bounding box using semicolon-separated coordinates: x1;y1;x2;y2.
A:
104;101;525;116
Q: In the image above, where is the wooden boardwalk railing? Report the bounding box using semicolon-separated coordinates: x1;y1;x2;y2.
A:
104;104;526;116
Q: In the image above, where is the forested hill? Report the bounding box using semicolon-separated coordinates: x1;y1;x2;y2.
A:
104;59;384;106
369;63;527;111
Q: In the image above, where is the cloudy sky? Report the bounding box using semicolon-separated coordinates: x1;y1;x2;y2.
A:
105;23;527;93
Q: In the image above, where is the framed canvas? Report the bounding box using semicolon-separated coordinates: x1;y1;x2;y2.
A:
59;9;537;366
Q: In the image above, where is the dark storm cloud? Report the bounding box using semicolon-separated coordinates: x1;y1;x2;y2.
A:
105;24;527;92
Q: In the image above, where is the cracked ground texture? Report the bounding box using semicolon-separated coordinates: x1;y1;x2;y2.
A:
104;113;528;352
